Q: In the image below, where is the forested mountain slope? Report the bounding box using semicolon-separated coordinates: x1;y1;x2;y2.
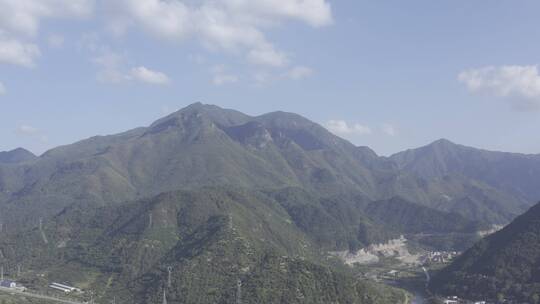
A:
0;187;407;304
1;103;539;303
431;202;540;302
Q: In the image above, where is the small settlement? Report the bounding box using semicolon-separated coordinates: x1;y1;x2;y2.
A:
49;282;82;293
0;279;26;292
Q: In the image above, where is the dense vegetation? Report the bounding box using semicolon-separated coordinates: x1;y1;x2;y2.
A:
365;197;487;234
0;188;407;304
431;202;540;302
0;147;36;164
0;295;54;304
1;103;537;233
1;103;539;303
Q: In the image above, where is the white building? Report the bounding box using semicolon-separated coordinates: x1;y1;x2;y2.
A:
0;280;16;288
50;282;81;293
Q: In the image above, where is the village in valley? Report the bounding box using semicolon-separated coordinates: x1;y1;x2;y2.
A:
0;262;175;304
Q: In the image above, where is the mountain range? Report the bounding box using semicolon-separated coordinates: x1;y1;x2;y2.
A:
1;103;539;303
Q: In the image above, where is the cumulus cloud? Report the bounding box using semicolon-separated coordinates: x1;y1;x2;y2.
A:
326;120;399;138
130;66;170;85
0;81;5;95
92;49;170;85
459;65;540;110
105;0;332;67
0;0;94;37
0;0;94;67
223;0;333;27
381;123;397;136
326;120;372;136
0;0;94;36
105;0;191;38
0;37;40;67
2;0;330;79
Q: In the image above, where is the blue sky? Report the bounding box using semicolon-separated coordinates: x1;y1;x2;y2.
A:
1;0;540;156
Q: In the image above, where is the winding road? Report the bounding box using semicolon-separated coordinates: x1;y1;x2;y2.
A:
0;286;85;304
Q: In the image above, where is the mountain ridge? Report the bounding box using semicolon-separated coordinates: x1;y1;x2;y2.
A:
0;147;36;164
2;103;540;303
1;103;538;229
431;201;540;302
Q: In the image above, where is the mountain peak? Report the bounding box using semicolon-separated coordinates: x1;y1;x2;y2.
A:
430;138;457;147
182;102;216;112
169;102;223;116
149;103;251;133
422;138;463;154
0;147;37;164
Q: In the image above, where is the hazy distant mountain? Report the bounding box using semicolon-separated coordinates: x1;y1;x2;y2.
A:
0;147;36;164
392;139;540;203
431;202;540;302
389;139;540;224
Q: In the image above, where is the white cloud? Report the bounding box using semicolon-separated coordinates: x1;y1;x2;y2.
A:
326;121;397;138
92;49;170;86
222;0;333;28
0;81;5;95
105;0;332;67
0;0;94;37
1;0;329;77
326;120;372;136
286;66;314;80
130;66;170;85
459;65;540;110
381;123;397;136
105;0;191;38
0;0;94;67
16;124;39;135
0;37;40;67
211;65;238;86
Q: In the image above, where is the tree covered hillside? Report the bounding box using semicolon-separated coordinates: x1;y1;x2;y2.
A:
431;202;540;302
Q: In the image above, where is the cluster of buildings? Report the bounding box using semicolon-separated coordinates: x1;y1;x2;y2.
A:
443;296;486;304
0;279;26;291
443;296;490;304
49;282;82;294
421;251;459;264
